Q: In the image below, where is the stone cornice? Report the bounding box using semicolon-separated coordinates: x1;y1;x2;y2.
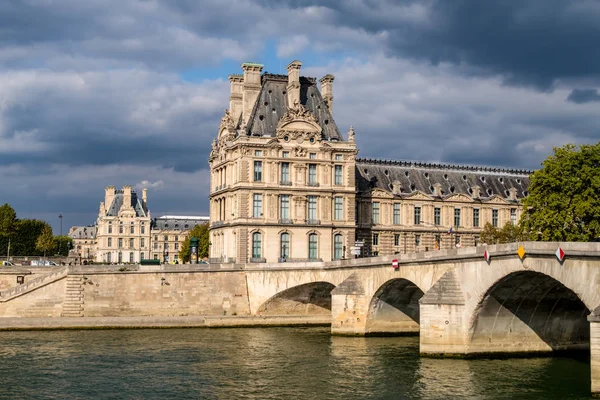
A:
356;158;532;176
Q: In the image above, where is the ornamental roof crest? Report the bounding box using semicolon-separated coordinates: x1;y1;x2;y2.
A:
218;109;236;136
277;100;320;132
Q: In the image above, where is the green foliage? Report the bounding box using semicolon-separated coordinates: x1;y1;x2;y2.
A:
179;223;210;263
0;218;53;256
53;235;74;256
521;143;600;241
480;222;526;245
0;203;17;236
36;225;55;258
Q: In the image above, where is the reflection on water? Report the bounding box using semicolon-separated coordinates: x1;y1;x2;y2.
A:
0;328;590;400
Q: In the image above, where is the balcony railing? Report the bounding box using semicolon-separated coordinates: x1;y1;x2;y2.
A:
281;258;323;263
208;257;236;264
280;181;292;186
307;181;320;187
250;257;267;263
306;219;321;225
279;219;294;225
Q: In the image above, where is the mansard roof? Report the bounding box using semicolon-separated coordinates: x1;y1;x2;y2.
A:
242;73;343;141
356;158;531;201
68;226;97;239
151;216;208;231
106;190;148;217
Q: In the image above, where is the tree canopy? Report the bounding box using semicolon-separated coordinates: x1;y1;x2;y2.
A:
36;225;55;258
178;223;210;263
521;143;600;241
0;203;17;236
480;222;526;245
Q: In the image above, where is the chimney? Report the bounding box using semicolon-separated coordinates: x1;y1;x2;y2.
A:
142;188;147;207
122;185;132;210
508;187;518;201
471;185;481;199
104;186;116;211
228;74;244;122
433;183;443;197
320;74;334;113
286;60;302;107
391;181;402;195
241;62;263;124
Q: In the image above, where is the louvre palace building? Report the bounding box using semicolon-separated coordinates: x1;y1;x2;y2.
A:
208;60;530;264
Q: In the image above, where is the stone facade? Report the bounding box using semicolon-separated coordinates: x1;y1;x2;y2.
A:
209;60;530;263
68;225;97;262
209;61;358;263
149;216;209;263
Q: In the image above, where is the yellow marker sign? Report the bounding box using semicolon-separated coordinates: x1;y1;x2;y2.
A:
517;245;526;260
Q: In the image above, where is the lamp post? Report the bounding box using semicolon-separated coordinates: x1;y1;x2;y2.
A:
190;236;198;264
58;214;63;256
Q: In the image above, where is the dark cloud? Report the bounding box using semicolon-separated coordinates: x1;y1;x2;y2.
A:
567;89;600;104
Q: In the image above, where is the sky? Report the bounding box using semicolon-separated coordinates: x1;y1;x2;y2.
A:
1;0;600;234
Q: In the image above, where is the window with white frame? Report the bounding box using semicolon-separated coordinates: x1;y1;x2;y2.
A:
253;194;263;218
334;165;343;185
334;197;343;220
280;195;290;219
307;196;317;220
372;202;380;224
308;234;318;259
252;232;262;258
393;203;401;225
333;234;343;260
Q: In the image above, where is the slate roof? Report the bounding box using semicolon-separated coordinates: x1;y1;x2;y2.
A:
241;73;343;141
151;216;208;231
68;226;97;239
356;158;531;201
106;190;148;217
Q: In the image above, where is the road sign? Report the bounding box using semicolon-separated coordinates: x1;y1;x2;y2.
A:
354;241;364;247
392;259;399;269
350;249;361;255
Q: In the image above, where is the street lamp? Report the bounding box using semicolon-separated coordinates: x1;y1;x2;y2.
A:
58;214;63;256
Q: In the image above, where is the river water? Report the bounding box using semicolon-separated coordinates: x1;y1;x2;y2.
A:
0;327;590;399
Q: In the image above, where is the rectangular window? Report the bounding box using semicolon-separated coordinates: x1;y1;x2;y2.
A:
473;208;480;228
281;162;290;183
130;225;134;234
372;202;380;224
373;233;379;246
414;206;421;225
154;242;158;250
108;238;112;248
282;151;289;158
415;234;421;246
309;153;316;159
255;150;263;157
164;236;168;241
334;197;343;220
492;209;499;227
393;203;401;225
308;234;318;259
129;238;134;248
107;253;111;263
454;208;461;227
307;196;317;220
108;225;112;234
334;165;343;185
141;253;145;260
175;243;179;250
141;225;145;234
253;194;263;218
511;208;517;225
119;225;123;234
118;238;123;248
434;207;441;226
153;254;158;260
394;234;400;246
129;252;134;263
280;195;290;219
254;161;262;182
308;164;317;185
335;154;343;161
141;238;145;248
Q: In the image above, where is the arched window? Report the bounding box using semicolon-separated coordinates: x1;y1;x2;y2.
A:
333;234;343;260
308;233;318;260
280;233;290;259
252;232;262;259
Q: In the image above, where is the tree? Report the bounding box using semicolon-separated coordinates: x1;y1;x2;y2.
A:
53;236;74;256
179;223;210;263
0;203;18;258
36;225;55;259
480;222;501;245
521;143;600;241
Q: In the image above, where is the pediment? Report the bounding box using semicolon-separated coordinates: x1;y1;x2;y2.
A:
277;119;321;133
276;103;321;133
369;188;394;199
404;191;434;201
443;193;473;203
484;195;510;205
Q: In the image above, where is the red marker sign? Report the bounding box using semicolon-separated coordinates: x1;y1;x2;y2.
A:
555;247;565;262
483;250;491;262
392;259;399;269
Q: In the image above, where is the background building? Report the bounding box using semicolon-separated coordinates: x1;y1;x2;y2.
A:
68;225;97;262
150;215;209;262
209;60;531;263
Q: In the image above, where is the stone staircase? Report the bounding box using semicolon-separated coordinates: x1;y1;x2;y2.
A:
62;275;84;317
0;267;68;302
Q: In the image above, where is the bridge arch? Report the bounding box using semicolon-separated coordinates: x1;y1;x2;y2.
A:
365;278;425;335
257;281;336;315
469;270;590;354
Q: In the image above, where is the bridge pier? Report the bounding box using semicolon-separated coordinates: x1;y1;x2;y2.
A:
330;274;370;335
419;271;469;356
588;310;600;397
